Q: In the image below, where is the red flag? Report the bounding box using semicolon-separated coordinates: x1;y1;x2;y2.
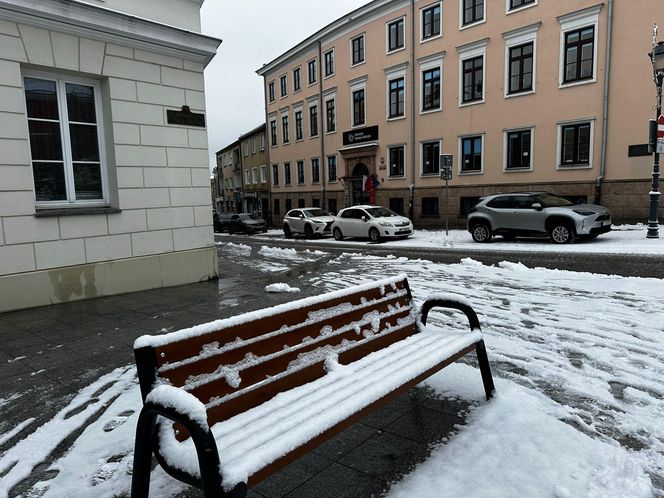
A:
363;175;372;192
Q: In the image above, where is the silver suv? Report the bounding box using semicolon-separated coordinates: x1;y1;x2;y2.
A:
467;192;611;244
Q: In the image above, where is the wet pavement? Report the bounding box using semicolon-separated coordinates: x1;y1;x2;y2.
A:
0;241;477;497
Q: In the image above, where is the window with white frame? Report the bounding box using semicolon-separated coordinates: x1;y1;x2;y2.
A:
272;164;279;185
24;73;108;205
282;114;289;144
352;89;365;127
328;155;337;181
325;96;336;133
351;34;365;65
388;145;405;177
458;39;488;105
508;0;536;13
260;165;267;183
387;17;405;53
251;137;256;154
297;160;305;184
259;133;265;151
311;158;320;183
245;170;251;185
295;109;303;141
268;81;275;102
280;75;288;97
504;23;539;97
251;167;257;184
309;102;319;137
421;140;441;175
558;120;593;168
284;162;291;184
460;135;483;173
460;0;484;27
421;3;441;41
270;119;277;146
308;59;317;85
558;5;601;87
324;49;335;77
505;128;533;170
293;67;301;92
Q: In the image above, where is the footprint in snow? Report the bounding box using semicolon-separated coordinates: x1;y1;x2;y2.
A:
102;409;135;432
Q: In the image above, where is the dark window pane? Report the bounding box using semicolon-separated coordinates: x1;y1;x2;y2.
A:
33;162;67;201
73;162;103;200
69;124;100;162
66;83;96;123
28;120;63;161
24;77;59;120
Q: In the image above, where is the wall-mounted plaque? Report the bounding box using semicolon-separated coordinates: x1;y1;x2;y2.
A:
167;106;206;127
343;125;378;146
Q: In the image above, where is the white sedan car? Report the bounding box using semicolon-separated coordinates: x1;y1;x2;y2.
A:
282;208;337;238
331;205;413;242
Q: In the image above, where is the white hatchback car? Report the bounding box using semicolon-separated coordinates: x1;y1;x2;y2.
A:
331;205;413;242
282;208;337;238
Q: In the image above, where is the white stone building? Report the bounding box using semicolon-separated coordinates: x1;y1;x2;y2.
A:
0;0;221;312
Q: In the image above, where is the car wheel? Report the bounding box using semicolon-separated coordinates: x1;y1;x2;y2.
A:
304;224;314;239
333;227;344;241
471;222;492;243
549;223;575;244
369;227;381;243
283;224;292;239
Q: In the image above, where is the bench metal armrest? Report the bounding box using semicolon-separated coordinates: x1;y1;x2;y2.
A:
419;298;481;331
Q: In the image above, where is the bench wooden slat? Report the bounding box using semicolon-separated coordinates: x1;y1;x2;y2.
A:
154;280;409;367
184;307;414;405
161;295;412;388
202;321;417;428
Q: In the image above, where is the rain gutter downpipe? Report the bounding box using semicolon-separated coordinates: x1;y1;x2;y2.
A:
597;0;614;205
409;0;416;221
318;40;326;208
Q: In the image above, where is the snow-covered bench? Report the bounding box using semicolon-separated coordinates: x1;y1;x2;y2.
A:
130;274;495;498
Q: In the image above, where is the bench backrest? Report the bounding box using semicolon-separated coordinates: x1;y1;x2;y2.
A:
134;274;415;438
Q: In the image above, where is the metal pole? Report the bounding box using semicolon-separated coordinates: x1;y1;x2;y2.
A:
647;72;662;239
445;177;449;236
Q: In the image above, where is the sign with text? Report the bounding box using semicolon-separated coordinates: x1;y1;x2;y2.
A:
167;106;206;127
343;125;379;146
440;154;453;180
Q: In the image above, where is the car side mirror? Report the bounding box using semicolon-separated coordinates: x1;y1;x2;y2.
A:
532;203;543;211
361;216;367;222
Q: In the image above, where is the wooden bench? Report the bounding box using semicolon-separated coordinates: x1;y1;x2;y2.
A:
131;274;495;498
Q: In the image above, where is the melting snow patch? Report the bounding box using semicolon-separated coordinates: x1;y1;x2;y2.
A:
265;283;301;293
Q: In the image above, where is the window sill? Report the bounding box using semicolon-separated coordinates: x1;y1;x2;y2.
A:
387;175;406;179
420;34;442;44
387;46;406;56
559;78;596;89
387;115;406;122
459;98;485;108
420;173;440;178
557;164;592;170
460;19;486;31
507;2;537;15
35;205;121;218
505;89;535;99
351;61;366;68
420;107;442;115
459;170;483;175
504;167;533;173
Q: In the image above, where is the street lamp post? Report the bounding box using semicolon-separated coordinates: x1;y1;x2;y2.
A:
647;34;664;238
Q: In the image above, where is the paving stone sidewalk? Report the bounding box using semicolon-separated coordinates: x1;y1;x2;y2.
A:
0;247;474;497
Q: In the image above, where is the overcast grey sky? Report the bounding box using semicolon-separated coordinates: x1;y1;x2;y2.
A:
200;0;372;169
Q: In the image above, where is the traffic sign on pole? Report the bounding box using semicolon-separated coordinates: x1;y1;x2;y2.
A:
658;116;664;153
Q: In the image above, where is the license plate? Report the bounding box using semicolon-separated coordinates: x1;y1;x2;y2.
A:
398;229;411;234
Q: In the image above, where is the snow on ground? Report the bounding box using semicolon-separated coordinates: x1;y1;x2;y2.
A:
2;248;663;497
237;223;664;255
264;283;301;293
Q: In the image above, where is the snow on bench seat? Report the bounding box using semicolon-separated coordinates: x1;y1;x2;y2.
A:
157;325;482;489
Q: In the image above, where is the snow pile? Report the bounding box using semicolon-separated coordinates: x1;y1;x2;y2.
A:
264;283;301;293
215;242;251;256
259;246;305;261
388;364;652;498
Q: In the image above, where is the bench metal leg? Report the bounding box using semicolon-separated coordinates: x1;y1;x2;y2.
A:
476;340;495;400
131;408;158;498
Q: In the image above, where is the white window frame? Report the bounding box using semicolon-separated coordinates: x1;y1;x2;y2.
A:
307;58;317;86
259;133;265;151
420;139;442;176
459;0;486;30
324;48;335;78
251;137;256;154
386;16;406;55
280;109;290;144
269;116;278;148
327;154;338;183
350;33;366;67
556;118;595;170
260;165;267;183
324;90;336;134
387;144;407;178
251;167;257;184
279;74;288;98
503;23;539;98
458;133;485;175
293;105;304;142
419;52;444;114
311;157;320;184
296;160;305;184
272;164;279;186
557;5;602;88
506;0;537;15
350;76;368;128
503;126;535;172
420;2;442;43
24;69;110;208
268;80;275;103
457;38;488;107
245;170;251;185
293;66;301;93
385;63;407;121
308;98;319;138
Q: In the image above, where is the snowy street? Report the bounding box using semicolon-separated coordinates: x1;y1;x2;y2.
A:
0;241;663;497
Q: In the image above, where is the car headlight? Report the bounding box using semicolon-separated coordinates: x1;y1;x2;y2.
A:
379;221;394;227
573;209;596;216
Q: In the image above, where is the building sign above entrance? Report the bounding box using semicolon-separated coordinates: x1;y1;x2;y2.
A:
343;125;379;146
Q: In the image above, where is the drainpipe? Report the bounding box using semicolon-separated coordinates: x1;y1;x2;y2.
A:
597;0;614;205
262;77;272;226
409;0;416;220
318;40;327;208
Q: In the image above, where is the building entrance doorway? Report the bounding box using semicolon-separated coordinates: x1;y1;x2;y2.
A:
351;163;369;205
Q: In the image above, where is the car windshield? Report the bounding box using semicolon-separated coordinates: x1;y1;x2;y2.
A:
536;193;574;207
365;207;397;218
239;214;260;220
304;209;328;218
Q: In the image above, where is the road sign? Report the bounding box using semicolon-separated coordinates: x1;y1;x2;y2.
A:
658;115;664;138
440;169;452;180
657;139;664;154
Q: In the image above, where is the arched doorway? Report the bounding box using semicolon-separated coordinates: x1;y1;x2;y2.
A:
351;163;369;205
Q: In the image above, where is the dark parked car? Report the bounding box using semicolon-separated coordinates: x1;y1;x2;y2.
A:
228;213;268;234
213;212;233;233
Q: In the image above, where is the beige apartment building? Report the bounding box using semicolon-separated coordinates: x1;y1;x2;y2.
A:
238;124;270;218
257;0;661;226
215;141;242;213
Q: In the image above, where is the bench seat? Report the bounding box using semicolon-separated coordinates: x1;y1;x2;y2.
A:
157;325;482;489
